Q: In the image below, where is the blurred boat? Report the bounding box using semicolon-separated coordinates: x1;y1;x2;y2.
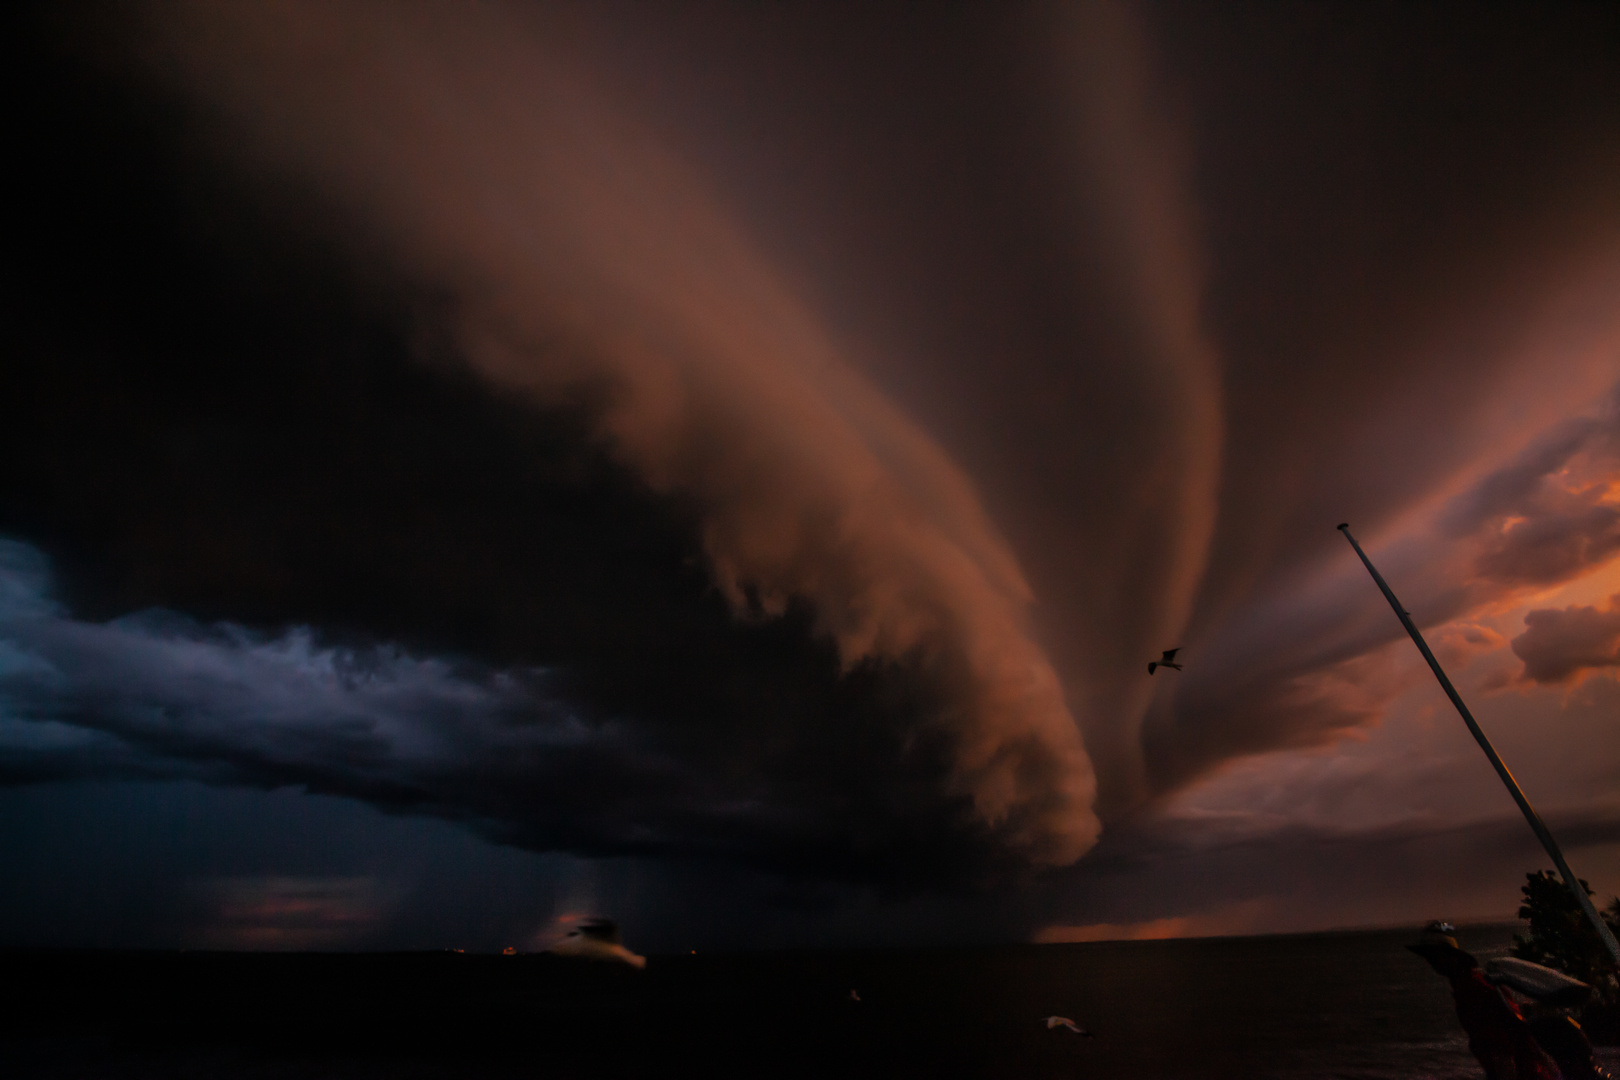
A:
545;918;647;969
1485;956;1592;1008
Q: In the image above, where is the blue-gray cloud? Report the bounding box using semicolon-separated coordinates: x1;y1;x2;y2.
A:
0;536;569;802
0;537;1024;886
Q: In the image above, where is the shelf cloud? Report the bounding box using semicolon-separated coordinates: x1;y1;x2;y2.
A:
5;1;1620;935
0;0;1119;887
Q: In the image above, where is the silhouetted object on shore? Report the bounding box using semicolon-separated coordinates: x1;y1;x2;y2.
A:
1482;956;1613;1079
1512;870;1620;1048
1147;648;1181;675
1044;1016;1092;1036
1408;922;1560;1079
1339;523;1620;969
1513;872;1620;1000
545;918;647;969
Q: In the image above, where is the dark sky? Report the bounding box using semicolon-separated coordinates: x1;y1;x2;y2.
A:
4;1;1620;952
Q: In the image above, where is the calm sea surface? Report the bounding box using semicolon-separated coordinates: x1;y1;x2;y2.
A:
5;924;1617;1078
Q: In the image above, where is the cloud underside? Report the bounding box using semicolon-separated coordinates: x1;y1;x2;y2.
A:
0;540;1035;888
0;294;1085;885
0;2;1104;887
5;0;1620;903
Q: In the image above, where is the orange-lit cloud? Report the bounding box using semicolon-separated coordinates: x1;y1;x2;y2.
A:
1512;593;1620;683
199;876;386;951
1431;623;1509;672
1146;383;1620;795
1034;916;1192;944
1034;898;1271;944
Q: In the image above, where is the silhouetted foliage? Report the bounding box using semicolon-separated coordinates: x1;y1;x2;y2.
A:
1512;871;1620;1041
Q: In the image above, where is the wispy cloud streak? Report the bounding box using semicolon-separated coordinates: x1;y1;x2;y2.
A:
1146;377;1620;792
1039;0;1225;805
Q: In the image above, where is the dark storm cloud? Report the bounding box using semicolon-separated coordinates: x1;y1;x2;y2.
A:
582;0;1620;816
150;0;1106;867
1512;594;1620;685
8;0;1620;932
0;537;1017;885
0;1;1102;887
0;538;593;828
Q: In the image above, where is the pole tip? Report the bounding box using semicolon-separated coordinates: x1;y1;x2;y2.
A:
1337;522;1350;531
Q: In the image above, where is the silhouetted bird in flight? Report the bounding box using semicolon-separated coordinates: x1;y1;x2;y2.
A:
1148;648;1182;675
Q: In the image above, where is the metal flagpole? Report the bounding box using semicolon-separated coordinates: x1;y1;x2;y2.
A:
1337;523;1620;966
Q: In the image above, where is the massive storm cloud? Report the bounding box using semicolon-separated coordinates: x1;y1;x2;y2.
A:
6;0;1620;918
4;1;1120;887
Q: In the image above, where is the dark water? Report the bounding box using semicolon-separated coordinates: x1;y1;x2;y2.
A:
5;925;1616;1078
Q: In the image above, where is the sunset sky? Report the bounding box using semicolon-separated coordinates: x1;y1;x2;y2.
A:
4;1;1620;953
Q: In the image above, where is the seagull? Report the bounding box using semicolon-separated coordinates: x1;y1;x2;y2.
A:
1044;1016;1093;1036
1148;648;1182;675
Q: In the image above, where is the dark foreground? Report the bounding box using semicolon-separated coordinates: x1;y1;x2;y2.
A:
6;925;1616;1079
